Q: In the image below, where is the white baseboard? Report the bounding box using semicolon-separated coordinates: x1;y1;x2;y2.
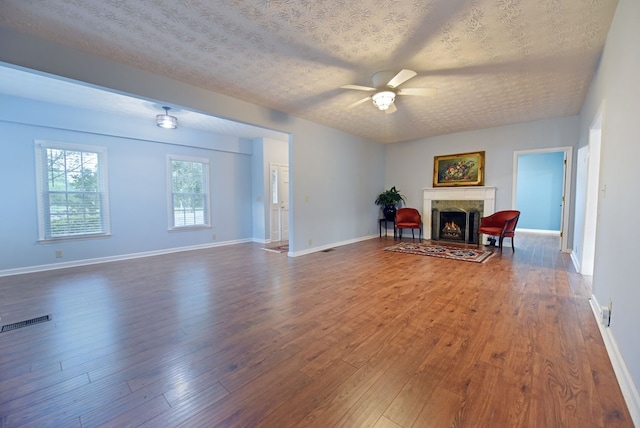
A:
289;234;378;257
2;234;378;275
517;228;561;235
589;296;640;426
0;239;253;277
570;250;582;273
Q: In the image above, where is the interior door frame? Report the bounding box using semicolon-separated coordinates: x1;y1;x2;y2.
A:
580;104;604;276
512;146;573;253
269;162;289;243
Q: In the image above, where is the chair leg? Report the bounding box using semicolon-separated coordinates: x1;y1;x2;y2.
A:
498;236;504;253
511;237;515;252
412;229;415;239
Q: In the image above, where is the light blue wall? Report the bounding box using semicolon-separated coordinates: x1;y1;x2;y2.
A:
516;151;564;230
251;138;266;242
3;8;639;420
1;95;253;271
0;28;385;269
576;0;640;409
291;126;385;250
385;117;579;242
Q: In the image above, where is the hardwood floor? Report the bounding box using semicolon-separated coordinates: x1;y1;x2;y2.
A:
0;234;633;427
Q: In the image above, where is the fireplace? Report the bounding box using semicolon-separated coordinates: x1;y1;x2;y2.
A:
432;208;480;244
423;187;496;241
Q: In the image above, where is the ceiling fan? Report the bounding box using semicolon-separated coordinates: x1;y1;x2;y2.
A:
340;69;437;114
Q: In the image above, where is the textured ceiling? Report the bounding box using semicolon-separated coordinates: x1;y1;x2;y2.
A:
0;66;289;141
0;0;619;144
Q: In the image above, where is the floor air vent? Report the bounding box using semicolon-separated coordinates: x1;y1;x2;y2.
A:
1;314;52;332
321;248;336;252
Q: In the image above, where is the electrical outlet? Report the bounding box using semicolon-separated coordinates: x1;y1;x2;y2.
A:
212;233;216;240
55;249;63;258
601;306;609;325
308;239;312;246
600;301;613;326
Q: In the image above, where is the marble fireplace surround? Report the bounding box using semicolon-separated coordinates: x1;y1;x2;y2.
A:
423;187;496;240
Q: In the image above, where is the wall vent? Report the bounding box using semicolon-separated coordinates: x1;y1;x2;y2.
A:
1;314;52;333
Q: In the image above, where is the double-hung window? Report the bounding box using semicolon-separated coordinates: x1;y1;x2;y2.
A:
168;155;210;229
35;141;110;240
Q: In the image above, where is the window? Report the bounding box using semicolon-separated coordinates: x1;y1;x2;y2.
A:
35;141;110;240
168;156;210;229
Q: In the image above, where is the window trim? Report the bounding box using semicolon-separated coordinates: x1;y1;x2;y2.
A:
167;154;211;231
35;140;111;242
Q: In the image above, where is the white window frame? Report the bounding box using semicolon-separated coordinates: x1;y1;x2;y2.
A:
167;155;211;230
35;140;111;241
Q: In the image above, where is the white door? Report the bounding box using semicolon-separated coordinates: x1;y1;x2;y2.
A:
270;164;289;242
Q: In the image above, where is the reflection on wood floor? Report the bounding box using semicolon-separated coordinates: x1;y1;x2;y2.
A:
0;233;633;427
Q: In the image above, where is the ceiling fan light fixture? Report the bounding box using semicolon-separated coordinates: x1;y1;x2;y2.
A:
156;106;178;129
372;91;396;111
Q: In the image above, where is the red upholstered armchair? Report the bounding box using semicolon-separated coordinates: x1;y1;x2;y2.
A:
395;208;422;240
477;210;520;253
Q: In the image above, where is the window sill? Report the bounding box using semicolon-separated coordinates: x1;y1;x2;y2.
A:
168;225;212;232
39;233;112;243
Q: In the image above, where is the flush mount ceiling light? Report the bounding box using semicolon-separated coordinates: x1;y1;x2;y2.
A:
156;106;178;129
371;91;396;111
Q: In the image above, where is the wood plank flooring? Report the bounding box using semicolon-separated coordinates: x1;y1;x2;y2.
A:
0;233;633;427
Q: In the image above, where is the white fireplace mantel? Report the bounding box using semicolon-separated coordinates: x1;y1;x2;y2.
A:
423;186;496;240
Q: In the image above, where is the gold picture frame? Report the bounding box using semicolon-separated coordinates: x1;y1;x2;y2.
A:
433;151;485;187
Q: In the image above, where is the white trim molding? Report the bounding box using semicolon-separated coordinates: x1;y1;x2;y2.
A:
589;295;640;426
423;186;496;240
0;239;253;278
517;228;560;235
512;146;573;253
289;234;377;258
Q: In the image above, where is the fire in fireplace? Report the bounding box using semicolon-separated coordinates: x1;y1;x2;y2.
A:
432;208;480;244
442;220;463;240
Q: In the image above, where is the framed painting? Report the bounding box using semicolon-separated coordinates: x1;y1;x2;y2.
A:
433;151;485;187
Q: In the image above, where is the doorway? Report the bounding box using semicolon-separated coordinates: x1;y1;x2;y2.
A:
580;106;603;276
513;147;573;252
270;163;289;243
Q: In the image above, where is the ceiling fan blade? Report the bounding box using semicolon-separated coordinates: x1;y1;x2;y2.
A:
346;96;372;109
385;103;398;114
386;69;417;88
397;87;438;96
340;84;376;92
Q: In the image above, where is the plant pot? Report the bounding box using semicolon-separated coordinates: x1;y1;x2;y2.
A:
383;205;396;221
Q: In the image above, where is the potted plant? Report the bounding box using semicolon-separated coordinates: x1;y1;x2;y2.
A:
375;186;406;220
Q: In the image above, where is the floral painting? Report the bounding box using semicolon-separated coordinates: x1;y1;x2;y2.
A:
433;151;485;187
